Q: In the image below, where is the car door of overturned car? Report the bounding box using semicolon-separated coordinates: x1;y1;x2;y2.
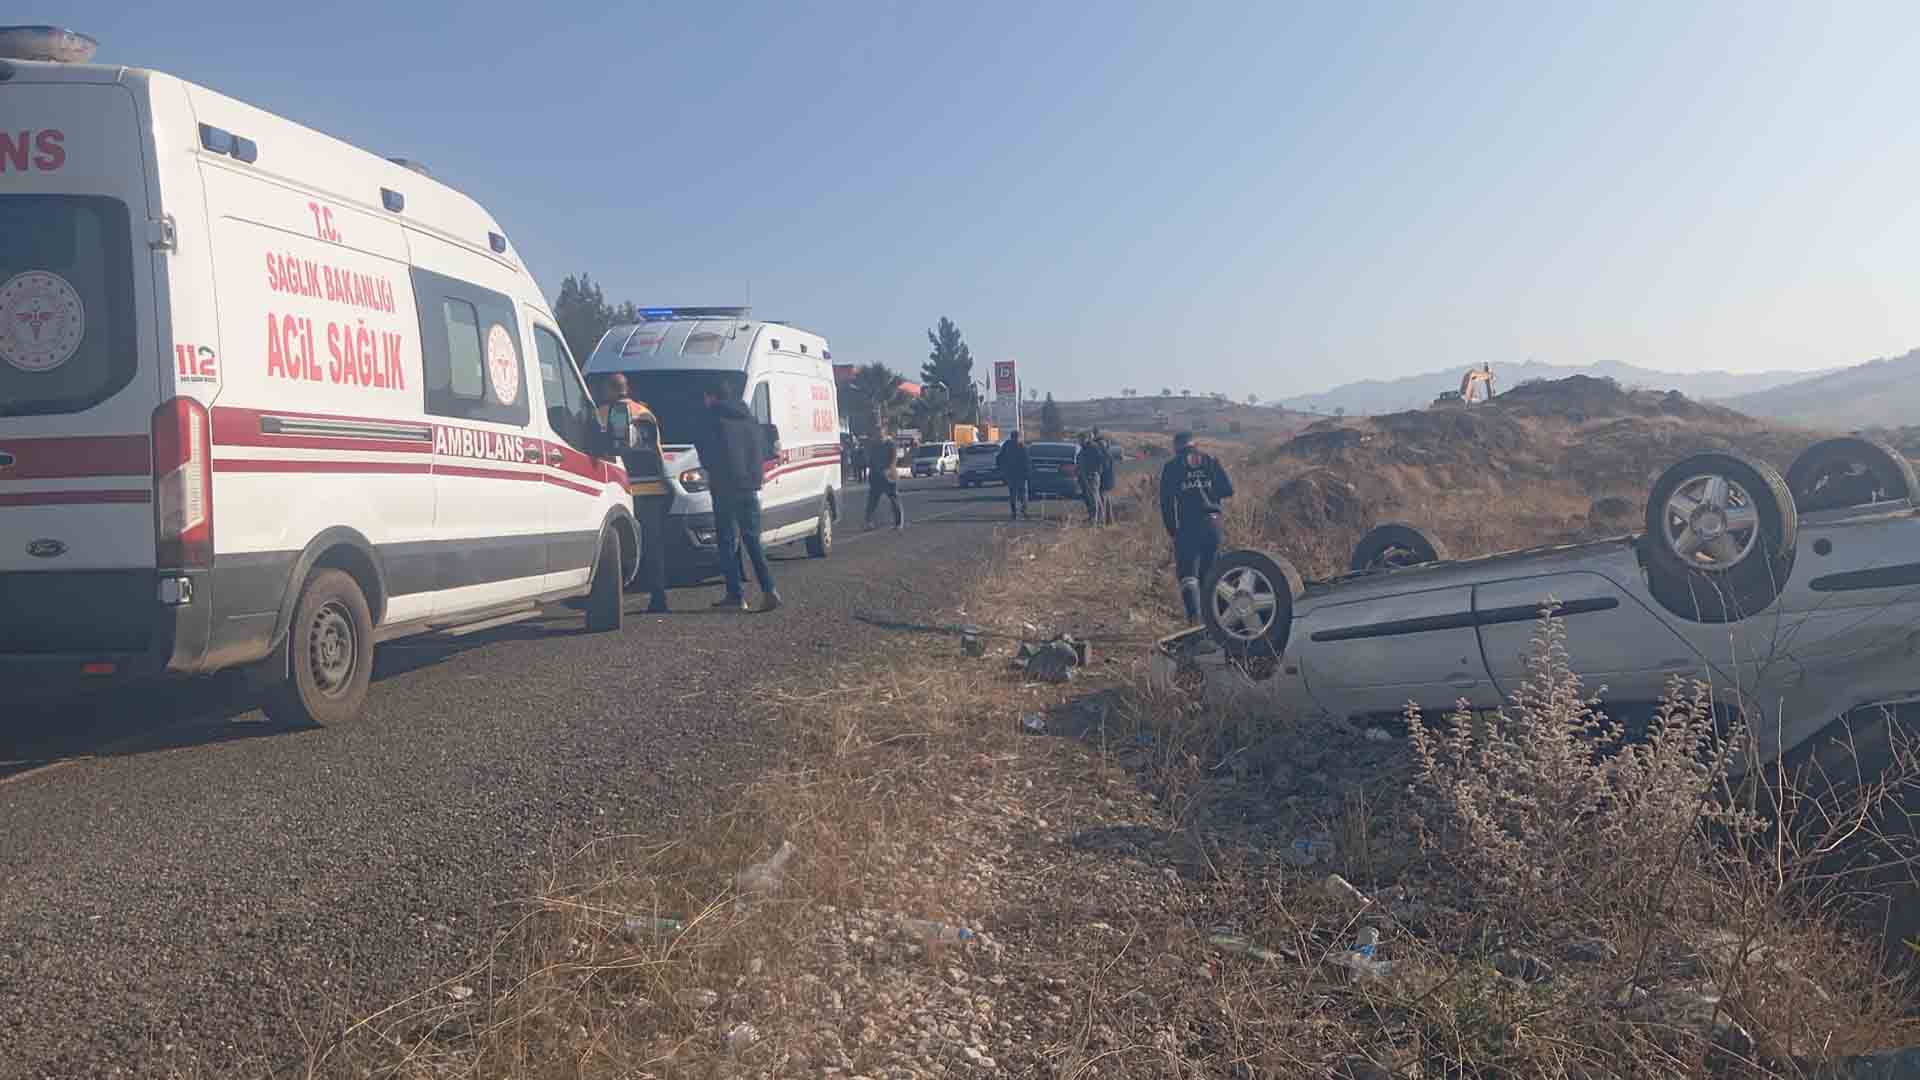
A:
1294;584;1503;722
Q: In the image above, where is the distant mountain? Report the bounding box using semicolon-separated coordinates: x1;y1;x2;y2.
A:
1721;348;1920;430
1278;357;1835;416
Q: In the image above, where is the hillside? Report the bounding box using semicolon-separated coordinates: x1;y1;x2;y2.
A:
1722;347;1920;430
1012;394;1318;444
1237;374;1824;579
1277;356;1833;417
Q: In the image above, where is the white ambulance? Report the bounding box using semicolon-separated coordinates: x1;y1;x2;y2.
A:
584;309;841;568
0;27;640;724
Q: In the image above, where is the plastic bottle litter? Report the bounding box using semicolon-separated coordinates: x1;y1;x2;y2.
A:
1208;932;1289;964
1333;949;1395;981
901;917;976;944
622;915;688;939
1286;837;1334;865
1351;926;1380;960
735;840;795;896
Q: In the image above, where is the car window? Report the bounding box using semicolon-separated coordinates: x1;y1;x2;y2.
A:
532;324;595;453
750;381;772;424
0;195;136;418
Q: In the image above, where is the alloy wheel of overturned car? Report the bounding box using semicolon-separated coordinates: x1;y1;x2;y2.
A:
1200;549;1305;659
1641;450;1796;623
1350;522;1450;573
1785;436;1917;512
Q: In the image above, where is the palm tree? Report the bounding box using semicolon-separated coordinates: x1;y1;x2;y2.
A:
843;362;907;436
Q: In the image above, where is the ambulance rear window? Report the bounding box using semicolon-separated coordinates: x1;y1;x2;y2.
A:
0;196;137;418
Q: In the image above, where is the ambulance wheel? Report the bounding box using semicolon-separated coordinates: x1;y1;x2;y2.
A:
263;569;374;728
806;500;834;558
586;530;624;633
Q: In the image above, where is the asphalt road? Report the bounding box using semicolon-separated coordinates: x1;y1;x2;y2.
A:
0;473;1093;1079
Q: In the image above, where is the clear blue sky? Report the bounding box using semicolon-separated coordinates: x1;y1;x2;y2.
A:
34;1;1920;399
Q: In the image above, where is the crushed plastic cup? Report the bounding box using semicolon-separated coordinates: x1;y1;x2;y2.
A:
736;840;795;896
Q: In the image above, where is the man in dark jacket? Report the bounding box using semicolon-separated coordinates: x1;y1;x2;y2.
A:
1097;432;1118;525
1159;431;1234;623
864;434;904;530
998;431;1032;520
695;388;781;612
1075;434;1108;525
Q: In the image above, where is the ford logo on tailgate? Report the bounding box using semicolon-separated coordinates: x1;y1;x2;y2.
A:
27;539;67;559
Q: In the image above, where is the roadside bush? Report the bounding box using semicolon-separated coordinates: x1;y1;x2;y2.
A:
1407;610;1763;927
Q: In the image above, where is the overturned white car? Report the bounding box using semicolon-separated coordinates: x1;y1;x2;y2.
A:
1161;438;1920;777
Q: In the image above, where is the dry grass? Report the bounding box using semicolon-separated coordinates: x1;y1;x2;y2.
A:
301;438;1920;1079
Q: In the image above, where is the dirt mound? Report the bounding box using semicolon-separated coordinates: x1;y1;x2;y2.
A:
1237;376;1830;577
1267;468;1378;532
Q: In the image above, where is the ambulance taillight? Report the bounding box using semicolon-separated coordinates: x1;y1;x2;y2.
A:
153;398;213;569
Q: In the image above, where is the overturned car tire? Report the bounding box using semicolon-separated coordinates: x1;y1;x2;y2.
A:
1642;451;1796;623
1200;549;1305;660
1350;522;1450;572
1785;436;1917;512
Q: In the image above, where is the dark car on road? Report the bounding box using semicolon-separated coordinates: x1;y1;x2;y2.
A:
1025;440;1082;497
957;442;1003;487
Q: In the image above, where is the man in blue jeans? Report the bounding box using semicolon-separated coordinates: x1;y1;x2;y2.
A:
695;387;782;612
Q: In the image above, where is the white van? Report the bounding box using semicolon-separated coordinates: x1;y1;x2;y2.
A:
0;28;640;723
584;310;840;567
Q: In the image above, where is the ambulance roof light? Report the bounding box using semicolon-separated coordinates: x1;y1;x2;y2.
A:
0;26;98;63
636;306;752;322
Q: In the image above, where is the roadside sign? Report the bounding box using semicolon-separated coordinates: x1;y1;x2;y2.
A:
994;360;1017;396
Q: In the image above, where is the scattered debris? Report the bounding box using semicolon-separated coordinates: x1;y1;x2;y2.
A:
724;1022;759;1054
447;984;474;1002
622;914;687;939
960;625;986;657
735;840;795;897
1024;639;1082;683
1209;930;1295;964
674;988;720;1010
1324;873;1372;911
1020;713;1046;734
1285;836;1334;865
1493;949;1556;984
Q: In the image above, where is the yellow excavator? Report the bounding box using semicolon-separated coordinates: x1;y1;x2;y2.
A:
1434;363;1495;406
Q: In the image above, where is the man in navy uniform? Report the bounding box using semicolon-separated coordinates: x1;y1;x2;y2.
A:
1158;431;1234;623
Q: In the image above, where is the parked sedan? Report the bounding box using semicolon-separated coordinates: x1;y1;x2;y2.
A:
957;442;1003;487
1183;438;1920;778
1025;441;1083;497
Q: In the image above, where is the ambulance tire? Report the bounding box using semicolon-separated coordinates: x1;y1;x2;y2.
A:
262;569;374;728
586;530;624;633
806;499;834;558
